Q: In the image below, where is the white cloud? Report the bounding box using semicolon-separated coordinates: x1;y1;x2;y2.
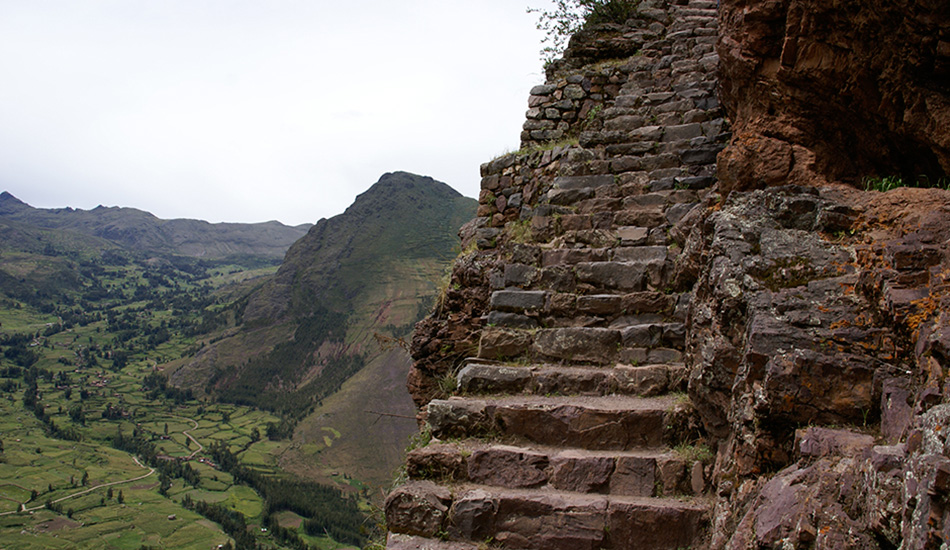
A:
0;0;551;225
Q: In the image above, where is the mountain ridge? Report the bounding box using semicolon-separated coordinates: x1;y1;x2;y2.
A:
0;191;312;261
169;171;477;489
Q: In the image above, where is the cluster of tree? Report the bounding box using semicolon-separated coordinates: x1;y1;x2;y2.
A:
219;307;365;421
142;371;194;403
207;440;366;547
23;378;82;441
181;495;261;550
112;427;201;488
1;333;39;368
102;401;126;420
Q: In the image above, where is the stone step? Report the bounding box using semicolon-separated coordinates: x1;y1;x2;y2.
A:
425;395;689;450
499;258;680;297
485;288;686;320
386;481;709;550
406;441;705;498
574;259;668;291
502;248;672;286
538;244;670;267
477;325;686;364
456;360;686;397
387;533;477;550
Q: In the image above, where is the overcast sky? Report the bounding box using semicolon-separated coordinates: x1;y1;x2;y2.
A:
0;1;551;226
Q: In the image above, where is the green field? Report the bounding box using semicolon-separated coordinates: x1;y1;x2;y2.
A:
0;250;367;549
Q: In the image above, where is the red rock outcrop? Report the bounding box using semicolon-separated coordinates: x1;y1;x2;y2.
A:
717;0;950;194
687;184;950;547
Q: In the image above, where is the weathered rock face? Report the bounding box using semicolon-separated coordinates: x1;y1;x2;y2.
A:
689;184;950;548
717;0;950;193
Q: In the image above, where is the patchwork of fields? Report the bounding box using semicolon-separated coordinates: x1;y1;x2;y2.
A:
0;256;367;549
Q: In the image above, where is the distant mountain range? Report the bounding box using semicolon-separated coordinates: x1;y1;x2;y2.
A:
0;174;476;490
0;191;311;261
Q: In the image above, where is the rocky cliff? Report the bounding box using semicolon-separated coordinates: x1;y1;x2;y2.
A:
385;1;950;549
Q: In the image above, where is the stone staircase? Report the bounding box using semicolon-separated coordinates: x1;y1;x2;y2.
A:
386;1;726;548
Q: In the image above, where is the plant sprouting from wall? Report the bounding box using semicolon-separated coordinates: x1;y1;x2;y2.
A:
528;0;640;65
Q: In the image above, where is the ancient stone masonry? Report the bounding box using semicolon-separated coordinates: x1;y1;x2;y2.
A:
389;0;950;548
389;1;727;548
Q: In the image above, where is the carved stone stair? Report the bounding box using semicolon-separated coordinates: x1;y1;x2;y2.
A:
456;360;686;398
407;441;698;498
425;394;687;450
387;0;725;547
387;482;708;550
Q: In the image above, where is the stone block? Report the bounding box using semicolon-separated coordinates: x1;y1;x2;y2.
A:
646;348;683;363
612;246;668;263
530;84;556;95
680;146;720;165
563;84;586;99
532;327;621;363
621;291;676;314
576;294;623;315
656;455;688;495
407;443;467;480
386;533;479;550
385;480;452;537
427;399;493;439
606;499;707;550
493;494;607;550
549;452;614;492
545;292;577;315
538;266;577;292
690;461;705;494
486;311;538;329
575;261;650;291
448;489;498;541
614;206;666;227
478;327;532;359
614;365;671;396
621;324;663;347
630;125;664;141
548;187;594;205
617;226;650;246
504;263;538;287
534;368;611;396
491;290;547;312
467;446;549;488
554;175;616;190
662;123;703;142
457;364;532;394
610;455;656;496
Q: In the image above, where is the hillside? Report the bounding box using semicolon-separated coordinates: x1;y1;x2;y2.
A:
169;171;477;488
0;191;310;262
